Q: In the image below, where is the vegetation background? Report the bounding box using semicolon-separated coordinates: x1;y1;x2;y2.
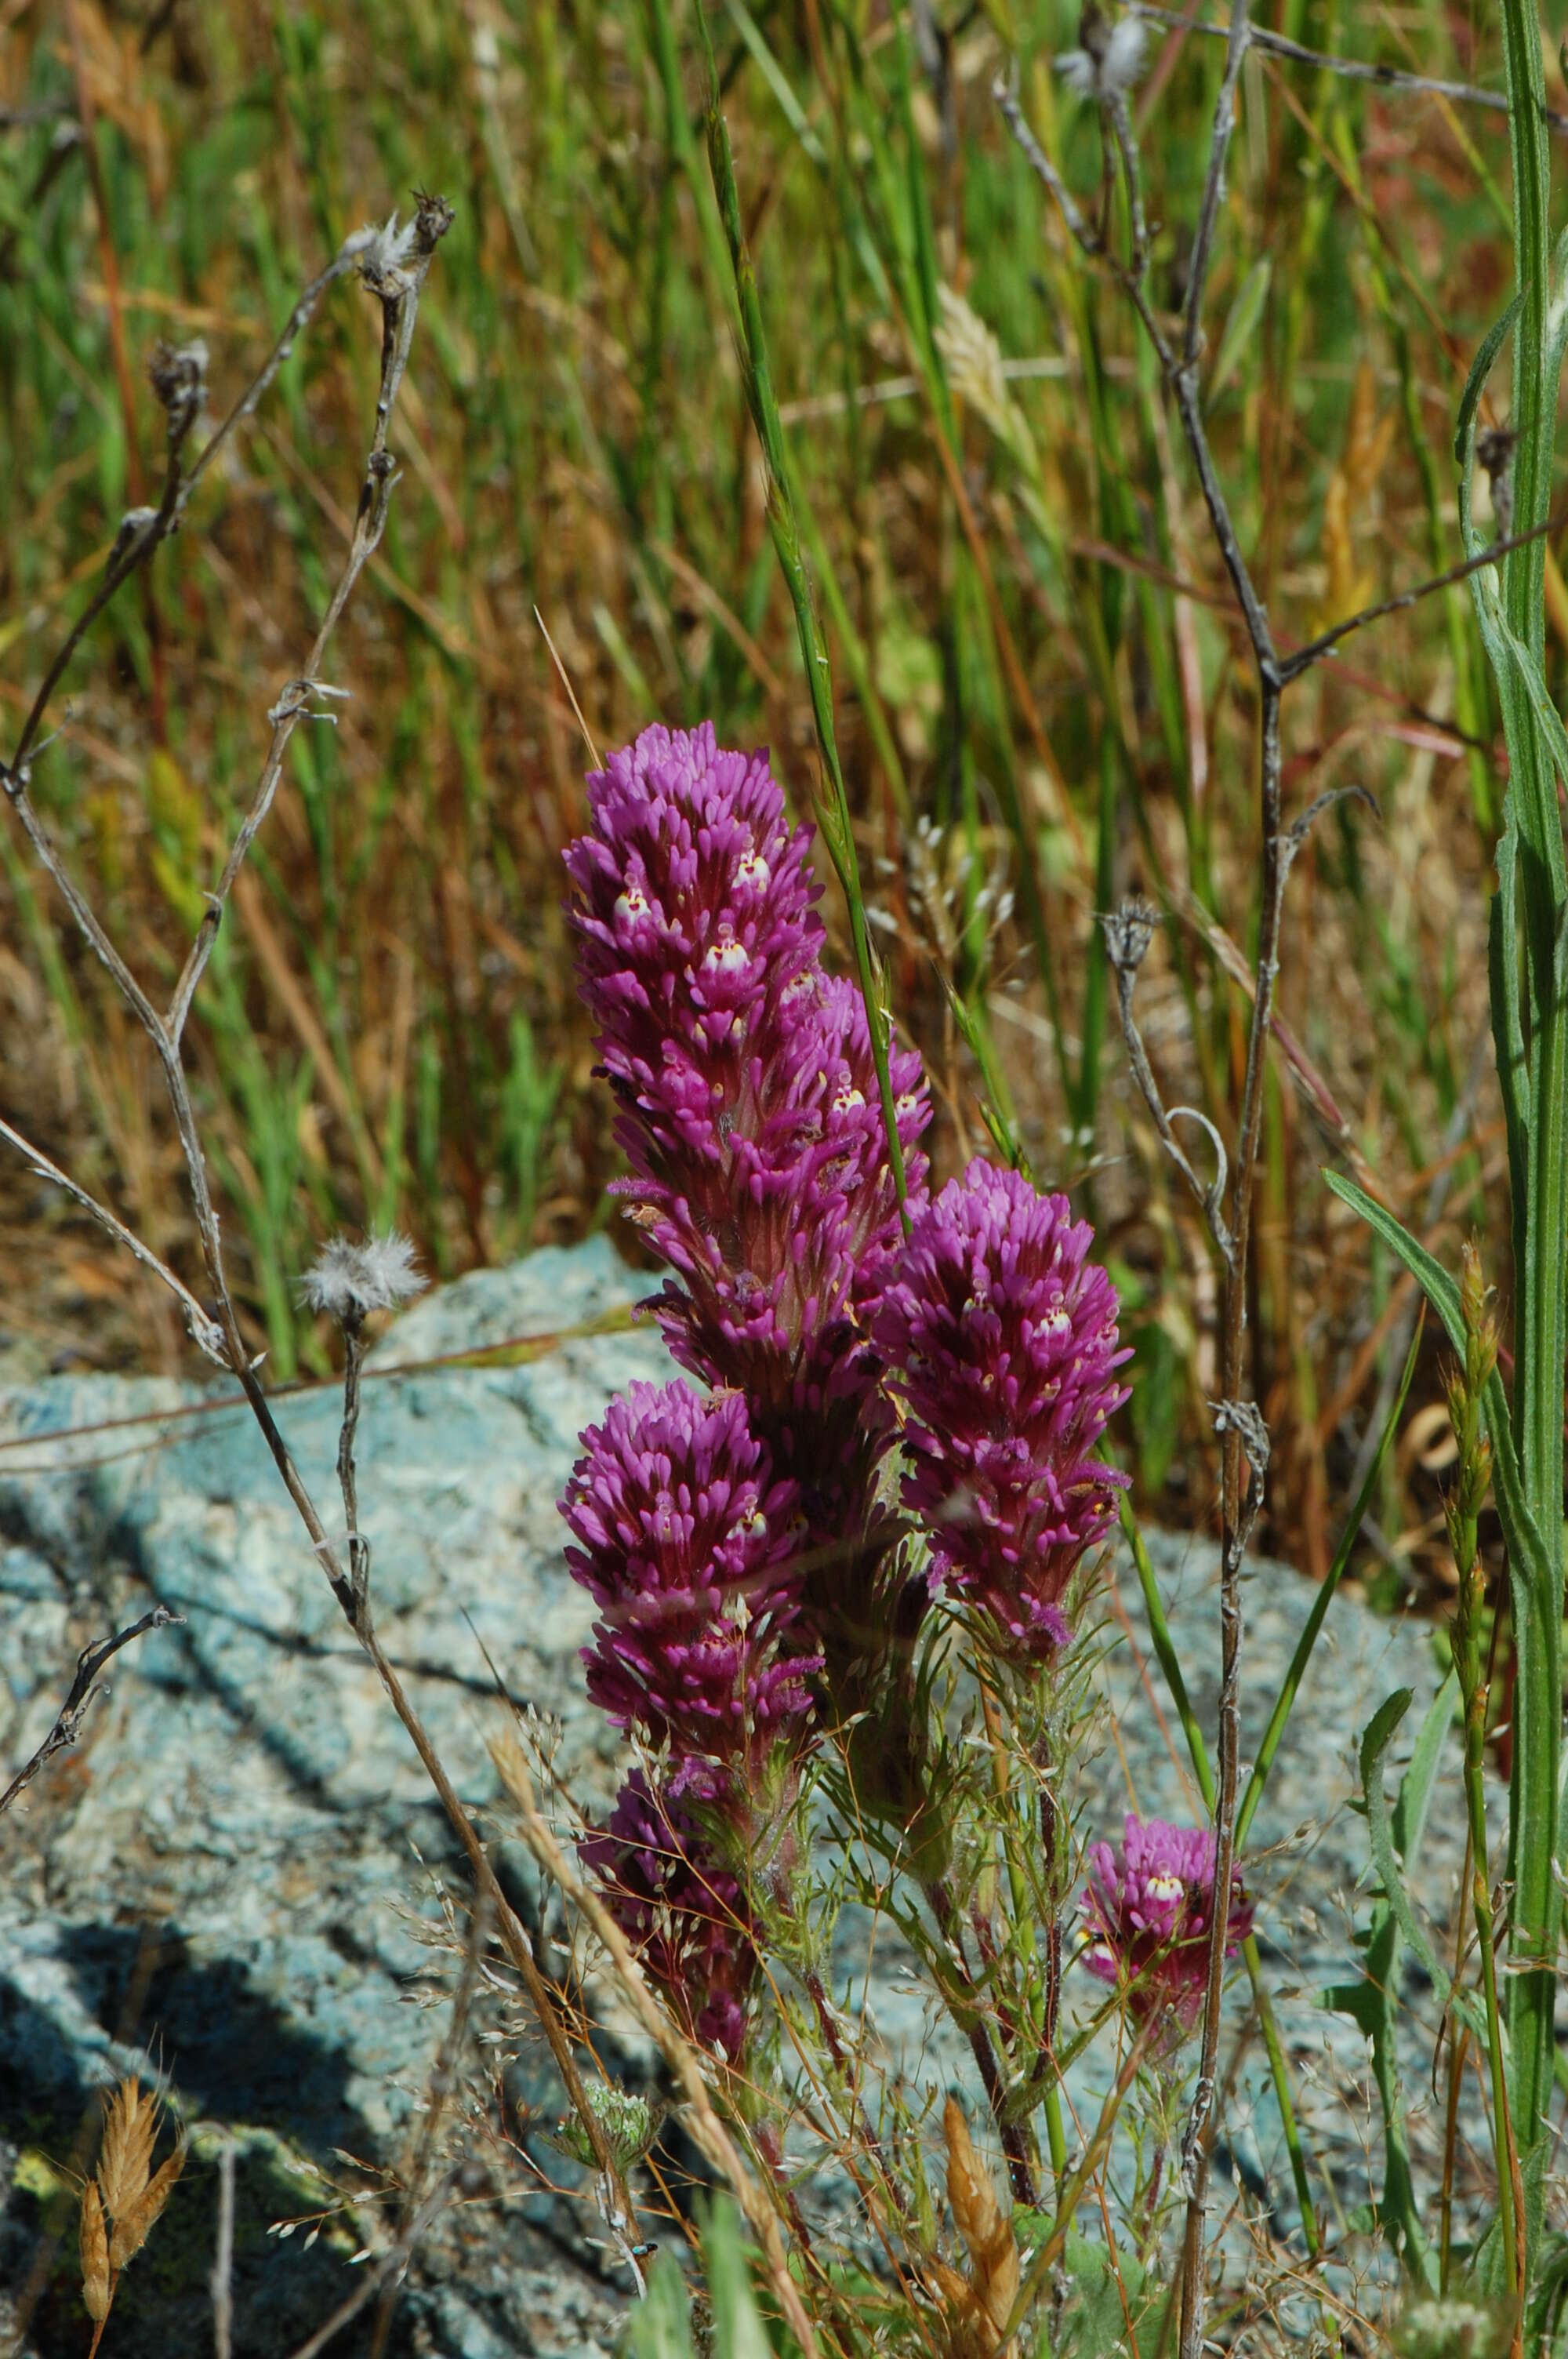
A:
0;0;1536;1608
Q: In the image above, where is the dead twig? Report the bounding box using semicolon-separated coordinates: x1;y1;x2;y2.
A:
0;1608;183;1819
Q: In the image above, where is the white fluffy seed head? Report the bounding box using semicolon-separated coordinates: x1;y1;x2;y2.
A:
303;1233;426;1320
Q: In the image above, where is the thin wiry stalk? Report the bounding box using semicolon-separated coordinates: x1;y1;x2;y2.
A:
0;1607;183;1817
1494;0;1566;2261
0;192;644;2237
1000;9;1317;2344
1127;4;1568;138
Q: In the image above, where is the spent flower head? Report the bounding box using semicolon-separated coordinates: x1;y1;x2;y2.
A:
302;1232;426;1321
1082;1814;1253;2041
1058;5;1147;101
874;1158;1129;1660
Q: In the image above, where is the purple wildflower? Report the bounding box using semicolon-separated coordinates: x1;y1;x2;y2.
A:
563;722;824;1211
564;727;928;1426
1081;1814;1254;2039
561;1380;817;1797
564;724;932;1663
873;1158;1131;1660
581;1770;757;2059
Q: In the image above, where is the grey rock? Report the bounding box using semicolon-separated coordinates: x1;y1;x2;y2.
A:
0;1239;1477;2354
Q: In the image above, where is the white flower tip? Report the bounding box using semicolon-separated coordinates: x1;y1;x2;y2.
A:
302;1232;426;1319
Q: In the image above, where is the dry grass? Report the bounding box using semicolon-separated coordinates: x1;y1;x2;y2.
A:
0;0;1537;1608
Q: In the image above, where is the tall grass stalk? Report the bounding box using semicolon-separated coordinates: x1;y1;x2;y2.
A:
695;1;909;1220
1328;0;1566;2313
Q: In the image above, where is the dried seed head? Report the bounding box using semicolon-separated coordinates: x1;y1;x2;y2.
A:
1101;895;1158;977
80;2180;110;2323
96;2077;156;2223
301;1232;426;1321
110;2145;185;2270
1058;5;1147;100
942;2098;1019;2349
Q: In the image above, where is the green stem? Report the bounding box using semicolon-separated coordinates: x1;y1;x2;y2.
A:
1496;0;1564;2248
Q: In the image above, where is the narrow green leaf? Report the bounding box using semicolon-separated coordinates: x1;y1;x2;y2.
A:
702;2200;775;2359
1454;294;1522;466
1209;257;1272;402
1321;1170;1546;1591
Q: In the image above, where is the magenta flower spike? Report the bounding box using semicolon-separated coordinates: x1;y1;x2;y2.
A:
1081;1814;1254;2040
873;1158;1131;1661
564;722;931;1576
563;722;825;1217
561;1379;817;1799
580;1770;758;2059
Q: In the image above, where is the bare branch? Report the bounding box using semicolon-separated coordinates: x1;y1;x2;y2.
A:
1278;509;1566;682
0;1117;227;1363
1;1608;183;1817
1101;900;1237;1268
1129;4;1568;140
167;193;456;1046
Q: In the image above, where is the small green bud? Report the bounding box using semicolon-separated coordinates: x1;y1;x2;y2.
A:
545;2081;660;2175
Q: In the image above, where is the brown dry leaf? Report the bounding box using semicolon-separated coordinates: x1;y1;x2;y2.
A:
1344;358;1399;507
56;0;169;206
1319;360;1399;626
96;2077;156;2223
110;2144;185;2270
79;2180;111;2323
942;2097;1019;2357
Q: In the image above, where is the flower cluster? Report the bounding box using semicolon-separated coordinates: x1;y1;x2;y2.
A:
874;1159;1130;1661
561;1380;816;1799
561;1383;815;2057
561;724;1135;2059
1081;1814;1254;2041
564;723;928;1517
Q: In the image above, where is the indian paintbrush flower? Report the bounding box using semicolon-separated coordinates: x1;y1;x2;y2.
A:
1081;1813;1254;2041
561;1379;817;1801
564;722;931;1700
873;1158;1130;1662
563;724;927;1467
